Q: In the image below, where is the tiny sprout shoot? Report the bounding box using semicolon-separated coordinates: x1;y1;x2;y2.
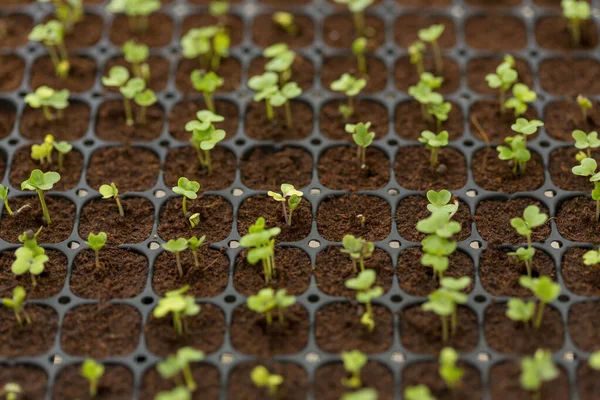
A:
352;37;368;75
190;70;223;113
345;269;383;332
21;169;61;225
270;82;303;128
583;247;600;266
185;110;226;174
250;365;284;397
157;347;204;392
102;66;143;126
572;157;600;220
11;245;48;287
485;55;517;114
505;83;537;118
267;184;303;227
249;71;279;121
31;134;55;166
134;88;157;125
99;182;125;217
520;276;560;329
247;288;296;325
341;388;378;400
123;40;150;83
181;26;230;71
345;122;375;168
506;297;536;327
0;383;22;400
81;359;104;398
0;185;13;216
428;101;452;133
172;177;200;224
330;73;367;119
341;235;374;273
573;129;600;158
240;217;281;283
418;24;445;75
427;189;458;215
439;347;464;390
404;385;436;400
409;41;426;76
422;276;471;343
187;235;206;269
40;0;83;33
264;43;296;85
418;211;460;281
209;0;229;25
273;11;298;36
162;238;189;278
341;350;367;389
511;118;544;144
52;140;72;172
29;20;70;78
419;130;449;168
86;232;107;270
498;135;530;176
408;75;444;124
417;210;461;239
511;205;549;248
577;94;592;120
562;0;591;46
24;86;69;121
107;0;160;34
520;349;559;400
2;286;30;326
153;285;200;336
334;0;374;36
155;387;191;400
589;351;600;370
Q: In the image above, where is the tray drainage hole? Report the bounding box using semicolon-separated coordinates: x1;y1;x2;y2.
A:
50;354;63;365
551;241;563;249
544;190;556;198
154;190;166;198
309;240;320;248
148;241;160;250
466;189;477;198
308;294;320;303
387;189;399;196
225;295;237;303
474;295;487;303
470;240;482;249
229;240;240;249
135;355;147;364
540;141;550;148
391;352;405;363
232;188;244;197
464;139;474;147
220;353;235;365
391;295;402;303
58;296;71;305
389;240;400;249
477;352;490;363
235;139;246;146
142;297;154;305
311;138;322;146
8;138;18;146
310;188;321;196
559;294;570;303
563;351;576;362
68;241;80;250
77;189;88;197
387;139;398;146
305;352;320;363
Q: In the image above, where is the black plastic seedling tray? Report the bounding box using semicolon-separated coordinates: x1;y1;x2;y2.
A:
1;0;599;398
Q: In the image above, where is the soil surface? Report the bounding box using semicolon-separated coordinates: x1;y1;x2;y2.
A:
490;362;569;400
556;196;600;242
0;365;47;400
141;364;221;400
240;146;313;190
578;364;600;400
562;247;600;296
30;55;96;93
0;14;32;49
394;101;464;141
109;14;173;47
568;301;600;351
320;99;389;140
472;149;545;193
252;13;314;48
62;13;103;50
465;15;527;50
314;361;394;400
0;101;16;139
0;54;24;92
394;146;468;190
322;55;387;93
544;100;600;141
467;56;533;95
244;101;313;141
19;102;90;141
169;99;239;141
229;362;309;400
535;16;597;50
95;100;165;143
539;58;600;95
318;146;391;190
0;249;66;299
323;14;385;49
394;56;460;94
0;305;57;357
402;361;483;400
52;364;133;400
469;100;539;143
248;55;315;91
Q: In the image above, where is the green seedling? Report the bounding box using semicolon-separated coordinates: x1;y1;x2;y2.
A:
505;83;537;118
11;245;48;287
249;71;280;121
181;26;230;71
418;24;445;75
439;347;464;390
333;0;374;36
573;129;600;159
352;37;368;75
427;189;458;215
267;184;303;227
498;134;530;176
86;232;107;270
520;276;560;329
583;247;600;266
520;349;559;400
345;269;383;332
2;286;30;326
134;88;156;125
341;350;367;389
31;134;56;166
511;205;549;248
247;288;296;325
123;40;150;83
273;11;298;36
81;359;104;398
506;297;536;327
417;210;461;239
589;351;600;370
330;73;367;119
107;0;160;34
102;66;146;126
24;86;69;121
53;140;72;172
155;387;192;400
270;82;303;128
29;20;70;78
428;101;452;133
562;0;591;46
417;210;461;281
420;72;443;90
572;157;600;220
577;94;592;121
185;110;226;174
512;118;544;144
21;169;60;225
422;276;471;343
409;41;426;76
40;0;83;33
341;234;374;273
99;182;125;217
408;77;444;124
345;122;375;168
264;43;296;86
404;385;436;400
172;177;200;224
157;347;204;392
0;383;22;400
419;130;449;168
187;235;206;269
240;217;280;283
209;0;229;26
485;55;518;114
508;246;536;279
251;365;283;397
341;388;379;400
162;238;189;278
153;285;200;336
0;184;13;216
190;70;223;113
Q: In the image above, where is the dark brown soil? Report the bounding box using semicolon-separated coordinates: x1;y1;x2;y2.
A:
490;361;569;400
61;304;141;357
535;16;597;50
315;302;393;353
104;56;170;93
248;55;314;91
152;247;229;297
70;248;147;300
86;146;160;192
540;58;600;95
472;149;545;193
182;14;244;46
395;147;467;190
322;55;387;93
562;248;600;296
0;196;75;243
169;99;239;141
30;55;96;93
252;13;314;48
109;14;173;47
0;100;16;139
0;305;57;357
0;14;32;49
314;362;394;400
314;246;393;297
568;301;600;351
402;361;482;400
320;99;388;140
0;249;66;299
544;100;600;141
162;146;236;191
63;13;103;50
244;101;313;141
396;0;451;5
95;100;164;143
229;362;308;400
398;247;475;297
396;195;472;242
556;196;600;242
475;198;551;245
479;247;557;297
0;54;24;91
240;146;313;190
318;146;390;190
395;56;460;94
467;56;533;95
52;364;133;400
323;14;385;49
145;303;225;356
394;101;464;141
578;364;600;400
0;365;47;400
175;57;241;93
237;195;312;242
465;15;527;51
316;195;391;242
469;100;539;143
19;102;90;140
394;14;455;48
466;0;521;5
399;306;478;354
141;364;221;400
230;304;309;356
9;146;83;191
550;147;599;191
158;195;233;242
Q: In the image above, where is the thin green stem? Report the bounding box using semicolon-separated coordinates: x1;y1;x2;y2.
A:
203;92;215;113
173;313;183;335
265;100;274;121
357;54;367;75
123;97;134;126
175;252;183;278
182;365;196;391
31;274;37;287
182;197;188;221
352;12;365;36
3;199;13;216
95;250;101;269
204;150;212;175
37;189;51;225
42;106;54;121
58;153;64;172
432;40;443;76
115;196;125;217
534;302;545;329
